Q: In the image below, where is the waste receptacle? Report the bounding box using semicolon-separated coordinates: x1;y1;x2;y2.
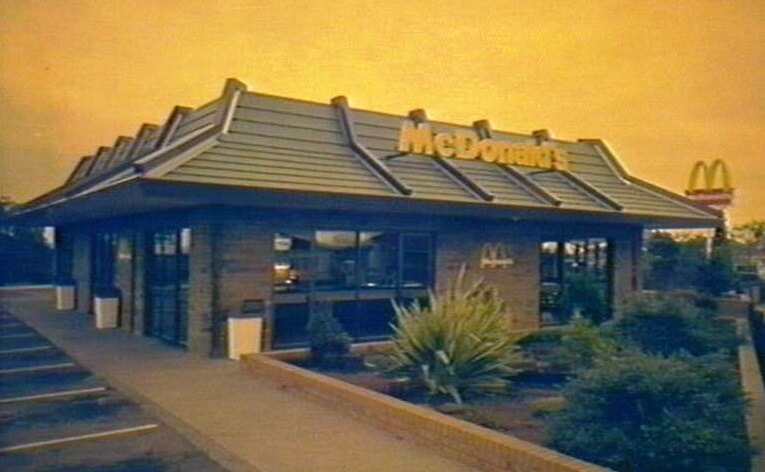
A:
55;277;76;310
93;286;120;329
228;299;267;360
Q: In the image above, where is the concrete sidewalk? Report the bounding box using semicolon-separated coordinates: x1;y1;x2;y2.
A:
0;288;477;472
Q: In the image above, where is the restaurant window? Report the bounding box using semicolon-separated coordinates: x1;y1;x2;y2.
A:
271;230;434;348
540;238;612;325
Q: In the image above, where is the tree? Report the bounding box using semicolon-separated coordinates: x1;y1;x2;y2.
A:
732;220;765;245
696;240;736;295
642;232;706;291
0;196;53;285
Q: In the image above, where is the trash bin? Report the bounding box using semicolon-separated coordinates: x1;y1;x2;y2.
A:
228;299;267;360
93;286;120;329
55;277;76;310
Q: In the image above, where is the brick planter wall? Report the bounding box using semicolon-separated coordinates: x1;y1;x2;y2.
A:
241;354;609;472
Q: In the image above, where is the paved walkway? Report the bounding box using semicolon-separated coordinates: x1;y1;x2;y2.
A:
0;288;477;472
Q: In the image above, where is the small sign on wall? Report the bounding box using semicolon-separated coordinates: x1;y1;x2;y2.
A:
479;243;514;269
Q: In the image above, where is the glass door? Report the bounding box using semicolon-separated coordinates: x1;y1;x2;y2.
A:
145;228;190;345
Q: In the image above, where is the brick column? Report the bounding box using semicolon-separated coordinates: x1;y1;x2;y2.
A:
187;222;215;355
611;227;643;314
114;232;137;331
131;232;146;335
71;231;91;312
217;223;274;354
53;228;74;279
187;221;274;357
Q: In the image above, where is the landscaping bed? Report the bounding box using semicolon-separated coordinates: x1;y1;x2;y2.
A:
294;355;567;447
283;273;754;471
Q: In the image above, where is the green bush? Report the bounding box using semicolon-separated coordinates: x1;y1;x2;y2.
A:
558;316;617;371
614;294;738;356
382;266;521;404
558;271;609;324
306;303;351;367
548;351;751;472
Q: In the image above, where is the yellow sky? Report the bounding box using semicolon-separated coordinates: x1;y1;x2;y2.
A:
1;0;763;224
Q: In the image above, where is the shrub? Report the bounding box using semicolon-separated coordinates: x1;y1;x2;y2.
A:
558;316;617;371
306;303;351;367
548;350;751;472
614;294;738;356
558;271;609;324
382;266;521;404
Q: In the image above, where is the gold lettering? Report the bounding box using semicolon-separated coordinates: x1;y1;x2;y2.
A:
433;133;455;158
454;129;480;159
498;143;516;165
397;120;434;155
551;149;569;171
537;148;552;169
479;139;499;163
514;146;529;166
526;147;541;167
396;120;570;172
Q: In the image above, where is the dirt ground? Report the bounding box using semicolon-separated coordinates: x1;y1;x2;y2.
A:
311;362;565;447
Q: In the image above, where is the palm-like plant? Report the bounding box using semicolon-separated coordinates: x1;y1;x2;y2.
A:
385;266;521;404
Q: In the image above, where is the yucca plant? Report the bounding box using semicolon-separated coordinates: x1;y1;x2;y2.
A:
384;266;521;404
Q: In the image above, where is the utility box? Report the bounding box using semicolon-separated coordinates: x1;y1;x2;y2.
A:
93;287;120;329
228;299;267;360
55;285;76;310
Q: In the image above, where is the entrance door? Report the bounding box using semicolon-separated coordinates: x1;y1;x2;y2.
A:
145;229;189;345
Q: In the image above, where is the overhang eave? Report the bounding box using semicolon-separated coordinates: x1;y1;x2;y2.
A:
11;178;723;230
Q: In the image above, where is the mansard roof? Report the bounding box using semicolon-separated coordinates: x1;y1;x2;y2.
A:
17;78;721;228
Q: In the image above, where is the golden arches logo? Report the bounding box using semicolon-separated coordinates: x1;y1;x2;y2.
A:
479;243;514;269
686;159;733;195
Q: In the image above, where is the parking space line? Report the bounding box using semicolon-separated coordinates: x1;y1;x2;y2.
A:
0;424;160;453
0;362;77;375
0;387;108;405
0;322;24;328
0;333;38;339
0;345;53;355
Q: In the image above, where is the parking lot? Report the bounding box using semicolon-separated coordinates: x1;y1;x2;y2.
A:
0;310;227;472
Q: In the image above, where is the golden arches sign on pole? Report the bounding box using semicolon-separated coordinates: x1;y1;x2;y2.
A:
685;159;734;211
686;159;733;194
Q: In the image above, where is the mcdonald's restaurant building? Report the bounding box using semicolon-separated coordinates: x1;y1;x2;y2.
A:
16;79;722;356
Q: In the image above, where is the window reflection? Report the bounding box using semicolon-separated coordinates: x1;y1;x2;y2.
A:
274;232;312;293
271;230;434;348
540;238;611;325
314;231;357;291
358;232;398;289
402;234;431;288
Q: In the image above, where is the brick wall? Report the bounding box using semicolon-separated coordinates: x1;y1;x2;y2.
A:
436;229;541;330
